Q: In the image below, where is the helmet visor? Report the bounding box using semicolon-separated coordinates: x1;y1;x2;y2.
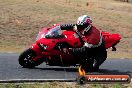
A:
77;23;89;31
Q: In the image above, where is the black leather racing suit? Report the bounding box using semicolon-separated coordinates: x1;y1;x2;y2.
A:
60;24;107;69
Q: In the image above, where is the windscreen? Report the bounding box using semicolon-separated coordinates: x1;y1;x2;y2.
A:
45;26;64;38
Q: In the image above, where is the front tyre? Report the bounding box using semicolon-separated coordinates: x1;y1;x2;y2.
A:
19;48;38;68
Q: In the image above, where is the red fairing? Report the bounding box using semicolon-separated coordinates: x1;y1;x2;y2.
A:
31;44;42;55
102;31;121;49
63;31;82;48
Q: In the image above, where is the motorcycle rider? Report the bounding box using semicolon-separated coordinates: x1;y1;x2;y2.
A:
60;15;107;71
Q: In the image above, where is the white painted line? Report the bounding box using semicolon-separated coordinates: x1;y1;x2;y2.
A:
0;79;76;83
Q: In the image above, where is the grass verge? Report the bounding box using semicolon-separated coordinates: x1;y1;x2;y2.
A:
0;82;131;88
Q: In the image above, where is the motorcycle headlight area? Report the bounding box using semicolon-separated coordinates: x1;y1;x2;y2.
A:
38;43;48;50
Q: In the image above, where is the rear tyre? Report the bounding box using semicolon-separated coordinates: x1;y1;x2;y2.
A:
18;48;44;68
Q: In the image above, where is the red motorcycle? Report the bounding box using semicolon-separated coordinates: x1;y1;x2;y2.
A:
18;25;121;71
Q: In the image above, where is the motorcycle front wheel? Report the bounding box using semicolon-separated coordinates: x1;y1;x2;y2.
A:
18;48;44;68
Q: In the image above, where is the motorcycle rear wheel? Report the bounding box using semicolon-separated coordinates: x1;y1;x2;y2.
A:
18;48;44;68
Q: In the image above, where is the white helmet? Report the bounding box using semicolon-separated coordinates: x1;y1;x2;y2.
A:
77;15;92;25
76;15;92;32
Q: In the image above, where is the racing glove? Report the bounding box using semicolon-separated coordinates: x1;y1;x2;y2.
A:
60;24;76;30
61;48;72;54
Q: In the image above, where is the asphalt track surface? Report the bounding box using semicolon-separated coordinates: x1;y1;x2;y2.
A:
0;53;132;82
